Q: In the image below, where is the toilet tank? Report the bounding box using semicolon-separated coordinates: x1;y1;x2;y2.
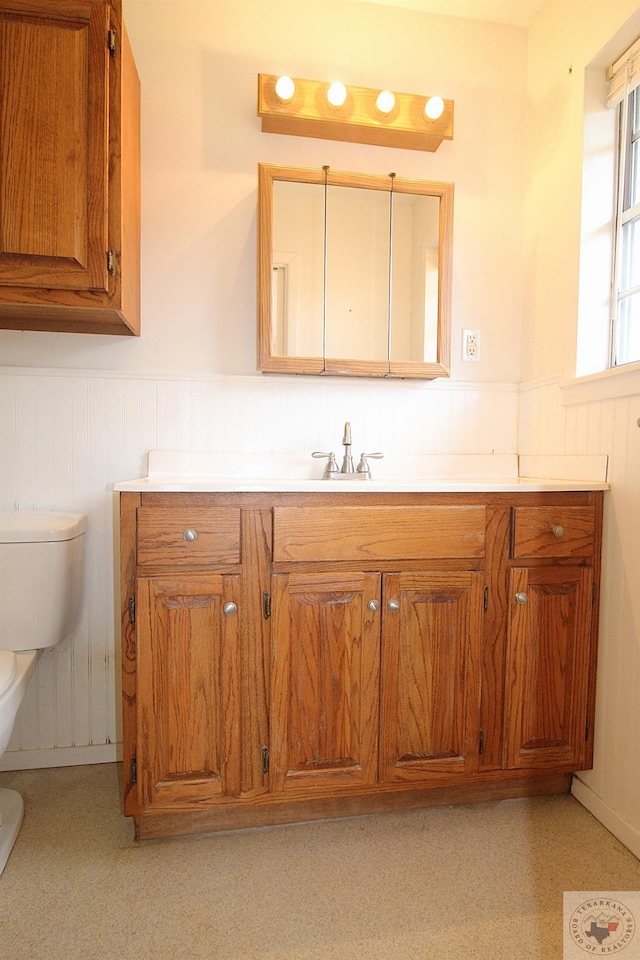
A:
0;512;87;652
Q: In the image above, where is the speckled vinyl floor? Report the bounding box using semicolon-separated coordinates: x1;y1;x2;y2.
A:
0;764;639;960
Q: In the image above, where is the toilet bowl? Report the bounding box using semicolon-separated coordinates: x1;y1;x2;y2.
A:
0;651;38;872
0;650;38;758
0;511;86;875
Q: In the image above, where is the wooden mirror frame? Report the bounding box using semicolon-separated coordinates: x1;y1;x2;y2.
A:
257;163;453;379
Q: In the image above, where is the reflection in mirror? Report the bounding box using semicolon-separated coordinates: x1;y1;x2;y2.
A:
259;164;453;379
390;192;441;363
272;180;324;358
326;185;390;362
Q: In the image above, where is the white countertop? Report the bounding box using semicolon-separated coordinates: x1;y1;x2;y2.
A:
113;452;609;494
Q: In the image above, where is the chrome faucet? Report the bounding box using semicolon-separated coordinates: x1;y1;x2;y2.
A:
312;422;384;479
341;421;354;474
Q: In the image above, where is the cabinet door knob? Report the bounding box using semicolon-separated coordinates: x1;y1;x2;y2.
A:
515;592;528;604
368;599;380;612
550;523;565;538
183;528;198;542
388;599;400;612
223;602;238;616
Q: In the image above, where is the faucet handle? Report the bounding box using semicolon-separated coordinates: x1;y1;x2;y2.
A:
312;451;339;477
356;452;384;477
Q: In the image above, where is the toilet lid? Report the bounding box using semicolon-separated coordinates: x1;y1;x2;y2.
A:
0;651;17;698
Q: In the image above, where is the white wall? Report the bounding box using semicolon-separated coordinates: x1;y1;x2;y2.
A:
0;0;527;381
0;0;527;768
522;0;640;858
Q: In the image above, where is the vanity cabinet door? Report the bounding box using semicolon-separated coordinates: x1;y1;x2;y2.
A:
504;566;594;771
269;572;381;794
135;573;241;810
379;571;484;782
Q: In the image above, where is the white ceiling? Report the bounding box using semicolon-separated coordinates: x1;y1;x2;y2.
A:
347;0;547;28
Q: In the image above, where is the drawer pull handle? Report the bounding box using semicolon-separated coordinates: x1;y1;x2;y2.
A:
515;592;528;604
550;523;565;538
183;528;198;542
368;600;380;613
223;602;238;616
388;599;400;612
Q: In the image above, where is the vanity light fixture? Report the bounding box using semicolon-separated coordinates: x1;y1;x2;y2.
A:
274;75;295;102
258;73;453;152
425;96;444;120
376;89;396;114
327;81;348;108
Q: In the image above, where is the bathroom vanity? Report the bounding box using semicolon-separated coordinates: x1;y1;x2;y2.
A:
117;459;605;839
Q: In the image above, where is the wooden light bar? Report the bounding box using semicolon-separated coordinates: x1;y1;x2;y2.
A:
258;74;454;152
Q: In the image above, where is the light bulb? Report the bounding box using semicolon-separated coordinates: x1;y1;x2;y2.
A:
376;90;395;114
327;81;347;107
424;96;444;121
275;76;295;102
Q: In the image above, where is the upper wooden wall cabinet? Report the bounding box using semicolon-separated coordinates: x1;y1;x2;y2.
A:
0;0;140;335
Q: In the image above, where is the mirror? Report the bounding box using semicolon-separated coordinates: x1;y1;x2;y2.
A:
258;164;453;379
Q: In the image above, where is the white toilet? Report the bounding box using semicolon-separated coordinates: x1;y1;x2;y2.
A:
0;511;86;874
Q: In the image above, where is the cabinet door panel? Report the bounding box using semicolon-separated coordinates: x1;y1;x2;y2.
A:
136;574;241;809
270;572;381;793
0;2;109;290
380;571;483;781
505;566;593;769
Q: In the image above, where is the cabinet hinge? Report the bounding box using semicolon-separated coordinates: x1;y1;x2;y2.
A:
108;29;117;55
261;745;270;775
128;596;135;626
483;586;489;612
130;756;137;785
479;730;484;756
262;591;271;619
107;249;117;276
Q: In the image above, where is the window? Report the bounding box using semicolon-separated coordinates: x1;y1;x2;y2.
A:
610;42;640;366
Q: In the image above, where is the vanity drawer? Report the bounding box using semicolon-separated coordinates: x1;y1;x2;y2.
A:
511;506;596;559
272;505;486;562
136;508;241;568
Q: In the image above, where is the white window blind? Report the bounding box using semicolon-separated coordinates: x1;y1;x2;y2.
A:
607;37;640;106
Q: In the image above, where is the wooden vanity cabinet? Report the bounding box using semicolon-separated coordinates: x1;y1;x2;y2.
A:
119;489;603;840
504;505;600;772
0;0;140;335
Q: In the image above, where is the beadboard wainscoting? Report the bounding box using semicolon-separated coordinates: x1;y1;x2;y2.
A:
520;375;640;859
0;367;518;770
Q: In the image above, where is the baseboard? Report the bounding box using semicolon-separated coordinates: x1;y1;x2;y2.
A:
134;773;572;840
572;776;640;860
0;743;119;771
